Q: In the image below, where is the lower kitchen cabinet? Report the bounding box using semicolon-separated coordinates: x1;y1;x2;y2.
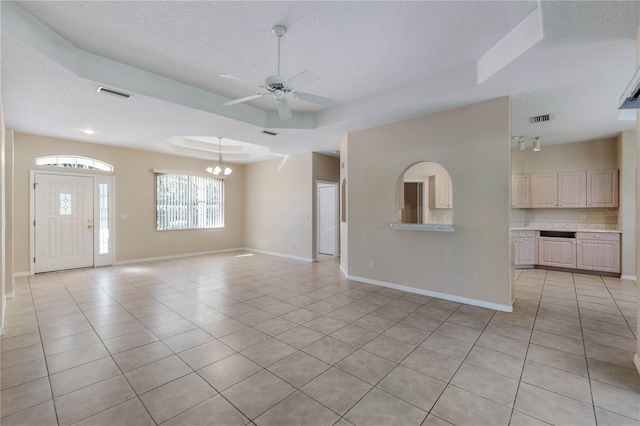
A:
576;232;620;273
515;231;621;274
537;237;577;269
514;231;536;266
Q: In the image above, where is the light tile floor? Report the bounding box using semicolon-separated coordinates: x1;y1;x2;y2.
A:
1;252;639;425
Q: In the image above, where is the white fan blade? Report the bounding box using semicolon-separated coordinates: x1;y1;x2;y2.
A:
222;94;266;106
276;98;292;120
284;69;320;89
218;73;261;88
293;91;340;107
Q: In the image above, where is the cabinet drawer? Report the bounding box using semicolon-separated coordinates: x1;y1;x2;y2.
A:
517;231;536;238
576;232;620;242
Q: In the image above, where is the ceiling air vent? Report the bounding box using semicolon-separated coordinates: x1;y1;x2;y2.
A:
530;114;550;123
261;130;278;136
96;86;131;99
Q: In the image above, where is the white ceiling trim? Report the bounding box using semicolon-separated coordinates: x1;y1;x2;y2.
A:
477;5;544;85
3;1;318;130
3;1;638;159
164;136;274;163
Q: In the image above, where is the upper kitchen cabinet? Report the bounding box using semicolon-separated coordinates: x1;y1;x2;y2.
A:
429;175;452;209
530;174;558;208
511;175;530;208
515;169;618;209
558;172;587;208
587;169;618;208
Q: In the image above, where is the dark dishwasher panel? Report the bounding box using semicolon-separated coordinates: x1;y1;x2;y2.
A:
539;231;576;238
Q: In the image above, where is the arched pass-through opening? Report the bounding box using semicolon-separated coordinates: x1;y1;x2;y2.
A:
398;161;453;226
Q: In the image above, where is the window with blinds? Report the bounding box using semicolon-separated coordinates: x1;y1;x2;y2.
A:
156;173;224;230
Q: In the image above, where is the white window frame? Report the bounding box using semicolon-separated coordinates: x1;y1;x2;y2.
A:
35;155;114;172
155;173;224;231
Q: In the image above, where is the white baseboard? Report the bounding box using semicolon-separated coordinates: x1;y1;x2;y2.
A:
621;275;637;281
339;265;348;278
635;354;640;375
347;274;513;313
114;248;246;265
5;291;15;299
17;248;315;273
243;248;315;263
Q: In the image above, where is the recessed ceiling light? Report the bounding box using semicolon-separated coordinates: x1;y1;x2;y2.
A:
82;129;96;135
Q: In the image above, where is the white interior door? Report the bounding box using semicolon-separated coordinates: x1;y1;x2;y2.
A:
318;184;337;255
35;173;94;273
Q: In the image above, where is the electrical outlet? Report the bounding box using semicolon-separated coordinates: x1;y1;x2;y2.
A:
369;260;375;269
580;214;586;220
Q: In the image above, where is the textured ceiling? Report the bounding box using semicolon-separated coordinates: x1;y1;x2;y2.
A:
2;1;640;160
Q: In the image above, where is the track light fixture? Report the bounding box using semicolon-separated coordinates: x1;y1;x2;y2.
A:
513;136;541;152
533;137;541;152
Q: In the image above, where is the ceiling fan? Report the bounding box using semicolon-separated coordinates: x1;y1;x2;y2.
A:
220;25;340;120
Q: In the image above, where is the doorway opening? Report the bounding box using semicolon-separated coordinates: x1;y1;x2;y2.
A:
30;171;115;274
402;181;424;224
317;181;339;257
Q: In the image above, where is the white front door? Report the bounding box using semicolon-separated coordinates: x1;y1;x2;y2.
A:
318;184;337;255
35;173;94;273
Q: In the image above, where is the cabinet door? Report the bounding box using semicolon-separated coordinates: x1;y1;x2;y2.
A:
576;233;620;273
558;172;586;208
511;175;530;208
519;237;536;264
429;175;451;209
515;236;536;266
538;237;576;268
577;240;620;273
530;174;558;208
587;170;618;208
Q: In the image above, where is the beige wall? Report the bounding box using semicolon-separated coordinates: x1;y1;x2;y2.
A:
312;153;340;259
346;97;512;309
13;133;245;272
511;138;619;225
510;151;527;224
244;153;314;261
512;138;618;173
5;130;13;296
618;130;636;278
1;102;6;333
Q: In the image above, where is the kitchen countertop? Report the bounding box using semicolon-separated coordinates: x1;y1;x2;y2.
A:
392;223;455;232
510;223;621;233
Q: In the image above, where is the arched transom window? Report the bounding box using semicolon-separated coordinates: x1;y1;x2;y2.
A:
36;155;113;172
